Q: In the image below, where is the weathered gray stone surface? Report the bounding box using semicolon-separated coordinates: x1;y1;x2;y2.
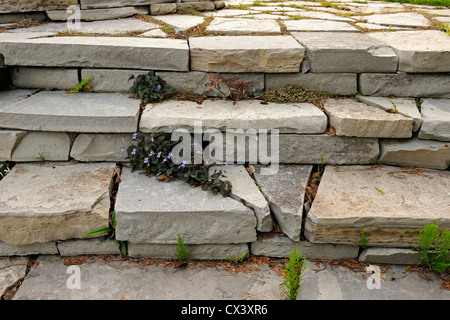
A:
128;242;249;260
150;3;177;15
305;165;450;247
0;130;26;161
266;73;357;95
359;248;421;265
115;167;257;244
324;99;413;138
418;99;450;142
0;12;47;24
46;6;149;21
292;32;398;73
357;95;423;132
71;134;132;162
361;12;430;27
254;165;312;241
0;257;29;298
251;234;359;259
140;28;167;38
206;17;281;34
0;91;141;133
176;1;215;12
11;132;71;162
359;73;450;98
80;0;174;9
379;137;450;170
0;241;58;256
211;165;272;232
368;31;450;73
0;162;115;245
0;36;189;71
189;36;305;73
284;19;358;32
81;68;145;92
140;99;327;134
11;67;79;90
0;0;77;13
294;11;354;22
0;89;32;107
153;15;204;34
57;238;121;256
0;31;57;40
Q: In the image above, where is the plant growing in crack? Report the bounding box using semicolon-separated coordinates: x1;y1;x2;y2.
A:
175;233;190;262
128;71;174;103
281;248;308;300
359;224;368;249
205;73;253;105
66;77;91;94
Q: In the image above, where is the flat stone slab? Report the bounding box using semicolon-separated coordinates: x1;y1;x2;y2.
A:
0;36;189;71
359;73;450;98
210;165;272;232
70;134;133;162
253;165;312;241
368;31;450;73
379;137;450;170
11;67;79;90
11;131;71;162
0;130;26;161
324;99;413;138
115;167;257;245
418;99;450;142
292;32;398;73
0;0;76;12
153;15;204;34
0;162;115;245
305;165;450;247
0;91;141;133
189;35;305;73
360;12;430;28
295;11;355;22
357;95;423;132
251;234;359;259
0;89;32;107
358;248;421;265
0;241;58;256
0;257;29;298
46;6;149;21
140;99;327;134
57;238;121;256
206;17;281;34
284;19;358;32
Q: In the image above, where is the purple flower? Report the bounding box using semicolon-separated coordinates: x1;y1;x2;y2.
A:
167;153;172;160
224;161;228;166
149;151;154;157
157;84;162;90
144;158;149;164
131;148;136;155
157;152;161;158
151;137;154;142
132;133;137;140
121;137;125;143
121;145;125;153
181;160;186;168
162;158;167;163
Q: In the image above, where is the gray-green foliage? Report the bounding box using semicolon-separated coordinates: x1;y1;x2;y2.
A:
175;234;190;261
281;248;308;300
414;222;450;273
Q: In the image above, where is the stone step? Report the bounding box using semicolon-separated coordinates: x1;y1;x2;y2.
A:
0;90;141;133
305;165;450;248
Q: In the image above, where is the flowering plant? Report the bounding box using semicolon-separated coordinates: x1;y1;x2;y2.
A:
128;71;173;102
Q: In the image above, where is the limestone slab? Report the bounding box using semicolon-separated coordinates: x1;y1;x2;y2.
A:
0;36;189;71
0;0;77;13
128;242;249;260
254;165;312;241
0;130;26;161
11;67;79;90
11;132;71;162
292;32;398;73
368;31;450;73
324;99;413;138
305;165;450;247
357;95;423;132
251;234;359;259
115;167;257;244
0;257;29;298
203;9;254;17
418;99;450;142
70;133;133;162
211;165;272;232
379;137;450;170
360;12;430;28
358;248;421;265
0;162;115;245
284;19;358;32
139;99;327;134
81;68;146;92
265;73;357;95
189;36;305;73
359;73;450;98
0;241;58;256
46;6;149;21
294;11;355;22
57;238;120;256
176;1;215;12
0;91;141;133
0;89;32;107
206;17;281;34
150;3;177;15
153;15;204;34
80;0;174;9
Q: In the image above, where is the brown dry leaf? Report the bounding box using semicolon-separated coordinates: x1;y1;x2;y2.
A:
386;108;396;113
156;174;172;182
325;126;336;136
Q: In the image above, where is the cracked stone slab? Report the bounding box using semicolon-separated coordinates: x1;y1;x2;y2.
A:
139;99;327;134
324;99;413;138
359;12;430;28
210;165;272;232
0;89;33;108
0;130;27;161
305;165;450;247
0;91;141;133
418;99;450;142
368;31;450;73
0;257;29;298
70;134;133;162
284;19;358;32
206;17;281;34
379;136;450;170
254;165;312;241
0;36;189;71
189;35;305;73
292;32;398;73
0;162;115;245
357;95;423;132
115;167;257;245
11;131;71;162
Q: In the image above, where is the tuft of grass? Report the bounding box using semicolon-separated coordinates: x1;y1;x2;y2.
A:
175;234;191;262
359;225;368;249
281;248;308;300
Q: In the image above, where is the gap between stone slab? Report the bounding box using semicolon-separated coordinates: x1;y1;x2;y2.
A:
0;255;38;300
